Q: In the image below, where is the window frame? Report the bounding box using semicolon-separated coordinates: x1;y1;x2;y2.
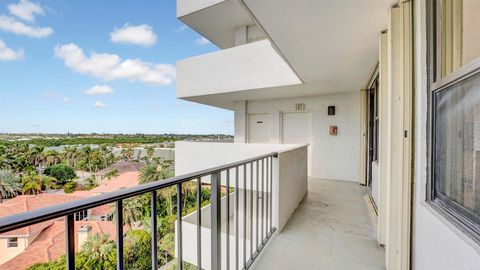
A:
427;0;480;243
7;237;18;248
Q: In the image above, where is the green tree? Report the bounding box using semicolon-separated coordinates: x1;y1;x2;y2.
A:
42;175;57;192
63;146;79;168
124;230;152;269
139;163;161;184
99;145;112;168
0;170;21;202
81;146;93;172
28;145;45;171
145;146;155;162
78;233;116;269
44;164;76;186
104;168;119;181
63;181;77;193
21;171;42;195
121;147;134;162
110;197;144;229
44;150;61;167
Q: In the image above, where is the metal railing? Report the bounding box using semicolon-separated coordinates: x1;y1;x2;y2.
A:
0;152;278;270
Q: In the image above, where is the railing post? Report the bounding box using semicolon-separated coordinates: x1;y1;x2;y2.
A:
197;178;202;270
211;171;222;270
116;200;124;270
65;214;75;270
177;183;183;270
151;191;158;270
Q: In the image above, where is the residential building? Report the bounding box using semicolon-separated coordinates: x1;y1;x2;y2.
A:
0;194;83;265
0;1;479;270
0;221;118;270
0;171;138;267
174;0;480;269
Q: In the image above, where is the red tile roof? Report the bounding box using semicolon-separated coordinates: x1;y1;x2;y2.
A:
88;171;139;194
72;171;139;218
0;194;82;237
0;221;119;270
0;172;140;269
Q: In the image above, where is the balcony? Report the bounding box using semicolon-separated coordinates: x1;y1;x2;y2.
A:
176;39;302;109
252;179;385;270
0;142;384;270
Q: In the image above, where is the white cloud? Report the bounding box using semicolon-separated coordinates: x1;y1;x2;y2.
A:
195;36;211;45
175;24;188;33
8;0;44;22
85;85;114;95
94;101;107;108
0;15;53;38
54;43;176;85
0;39;24;61
62;97;70;103
110;24;157;47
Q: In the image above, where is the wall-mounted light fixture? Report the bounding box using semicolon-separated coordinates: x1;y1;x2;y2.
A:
328;106;335;115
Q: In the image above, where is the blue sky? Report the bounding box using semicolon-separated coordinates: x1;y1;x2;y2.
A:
0;0;234;134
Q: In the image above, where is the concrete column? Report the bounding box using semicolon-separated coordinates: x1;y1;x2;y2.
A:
234;101;247;143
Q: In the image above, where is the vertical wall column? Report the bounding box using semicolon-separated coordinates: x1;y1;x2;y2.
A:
386;2;413;270
234;101;247;143
378;31;389;246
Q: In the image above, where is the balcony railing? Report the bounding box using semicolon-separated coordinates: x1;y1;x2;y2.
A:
0;152;278;270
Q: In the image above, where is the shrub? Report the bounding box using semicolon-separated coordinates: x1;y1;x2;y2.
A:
85;177;97;190
44;164;76;186
63;181;77;193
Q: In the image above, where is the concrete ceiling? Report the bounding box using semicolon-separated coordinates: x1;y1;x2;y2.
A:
179;0;254;48
242;0;396;94
179;0;397;109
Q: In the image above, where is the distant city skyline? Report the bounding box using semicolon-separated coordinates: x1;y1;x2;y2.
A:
0;0;234;135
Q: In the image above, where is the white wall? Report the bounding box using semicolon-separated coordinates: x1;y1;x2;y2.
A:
176;39;301;99
412;1;480;269
175;141;294;176
174;142;308;270
240;93;360;182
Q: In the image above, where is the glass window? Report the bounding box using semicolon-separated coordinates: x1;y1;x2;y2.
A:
7;237;18;248
434;73;480;220
437;0;480;79
430;0;480;239
75;209;88;221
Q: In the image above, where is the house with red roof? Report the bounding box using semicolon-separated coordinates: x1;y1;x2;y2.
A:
0;194;82;265
0;221;119;270
0;171;139;268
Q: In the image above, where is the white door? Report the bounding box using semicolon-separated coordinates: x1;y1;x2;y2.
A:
282;112;311;144
282;112;311;175
248;114;271;143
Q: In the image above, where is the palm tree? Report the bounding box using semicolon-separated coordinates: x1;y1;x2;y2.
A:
99;145;112;168
63;146;79;168
159;186;176;216
139;163;161;184
80;233;116;259
110;198;143;229
21;171;42;195
121;147;134;162
105;168;119;181
42;175;57;193
0;170;21;203
145;146;155;162
81;146;93;172
28;145;45;171
45;150;60;167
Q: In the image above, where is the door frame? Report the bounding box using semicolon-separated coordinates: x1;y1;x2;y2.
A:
279;110;312;144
